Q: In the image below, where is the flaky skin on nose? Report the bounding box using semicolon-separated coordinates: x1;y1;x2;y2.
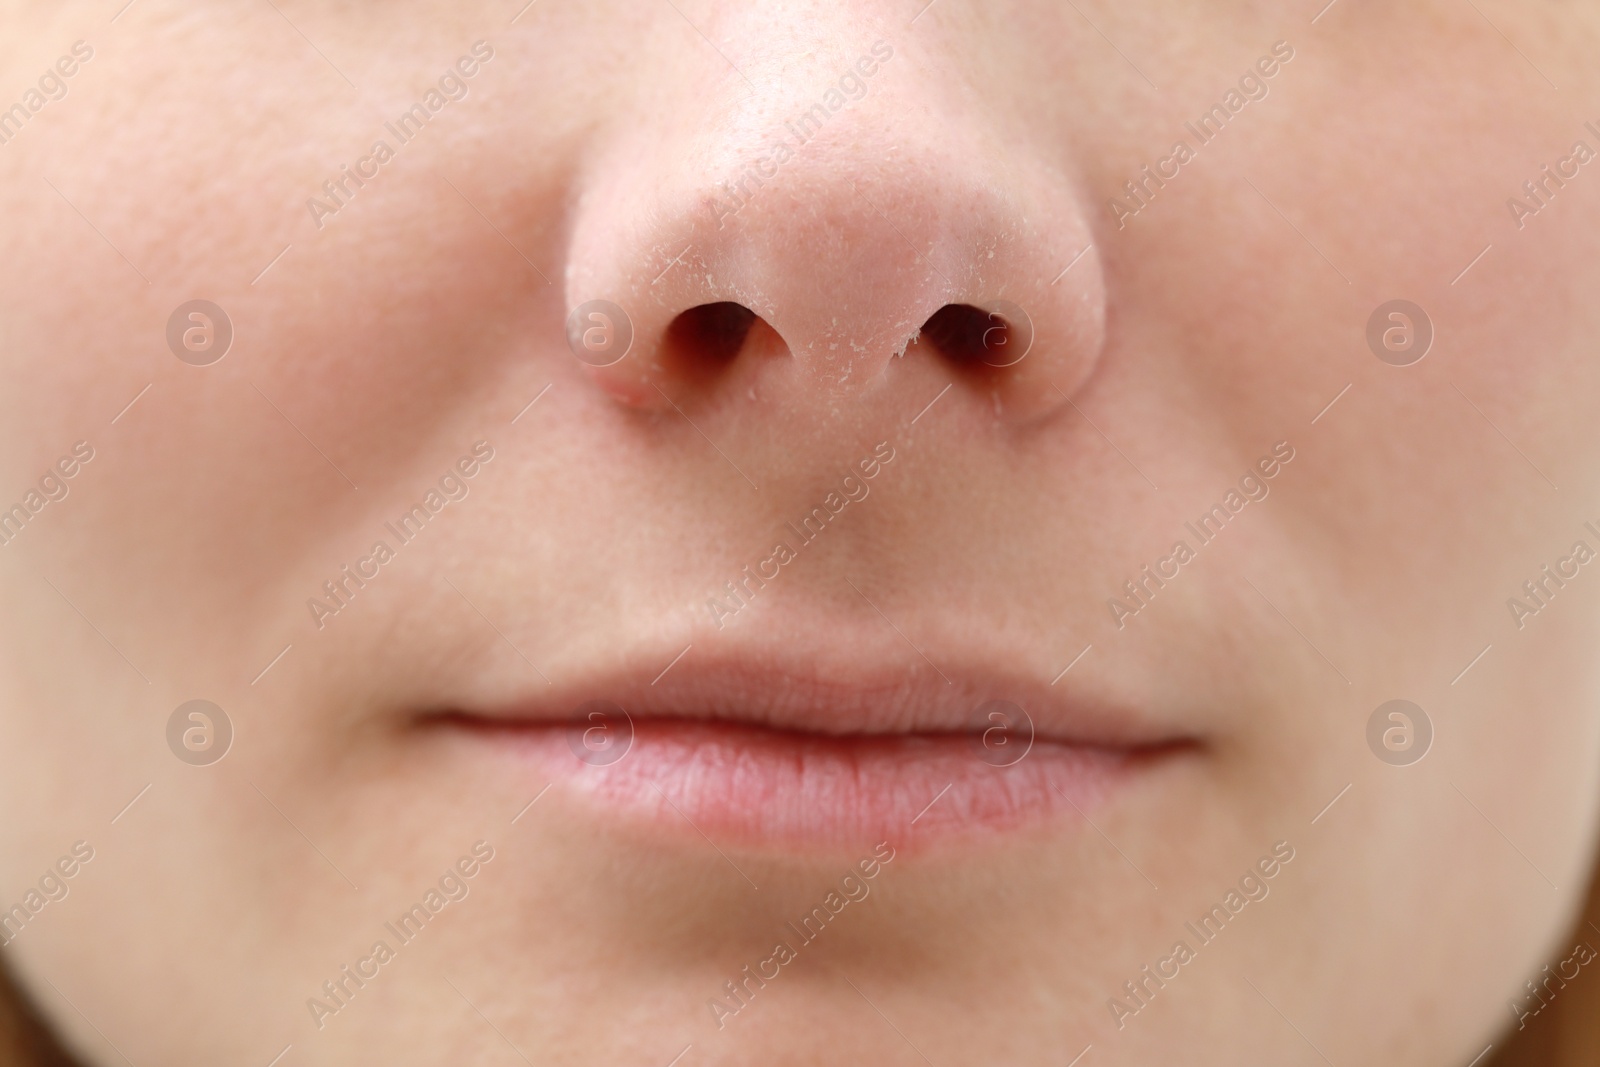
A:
561;34;1106;423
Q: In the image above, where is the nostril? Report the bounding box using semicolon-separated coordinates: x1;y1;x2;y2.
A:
915;303;1033;369
664;302;758;370
579;300;770;410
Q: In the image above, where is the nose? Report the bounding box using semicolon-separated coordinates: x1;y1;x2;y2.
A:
562;32;1106;424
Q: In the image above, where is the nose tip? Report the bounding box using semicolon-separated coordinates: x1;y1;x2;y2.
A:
561;68;1106;421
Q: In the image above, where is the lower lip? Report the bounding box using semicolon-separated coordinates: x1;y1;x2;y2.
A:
443;717;1175;850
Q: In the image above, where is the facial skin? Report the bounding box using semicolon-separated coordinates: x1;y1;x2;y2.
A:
1;1;1599;1064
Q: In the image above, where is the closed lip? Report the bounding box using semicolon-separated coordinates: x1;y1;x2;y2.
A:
424;632;1202;846
426;635;1199;750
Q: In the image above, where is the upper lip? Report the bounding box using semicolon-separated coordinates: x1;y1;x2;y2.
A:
436;633;1197;750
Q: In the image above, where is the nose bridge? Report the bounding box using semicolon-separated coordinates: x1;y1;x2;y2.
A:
562;28;1106;418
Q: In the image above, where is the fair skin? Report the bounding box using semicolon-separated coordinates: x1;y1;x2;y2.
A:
1;1;1599;1064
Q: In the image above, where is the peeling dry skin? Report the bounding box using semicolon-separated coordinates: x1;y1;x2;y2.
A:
1;2;1600;1066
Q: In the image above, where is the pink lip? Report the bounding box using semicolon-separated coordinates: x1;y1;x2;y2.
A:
426;643;1202;851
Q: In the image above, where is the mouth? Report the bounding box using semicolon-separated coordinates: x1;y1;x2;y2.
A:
421;638;1204;851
